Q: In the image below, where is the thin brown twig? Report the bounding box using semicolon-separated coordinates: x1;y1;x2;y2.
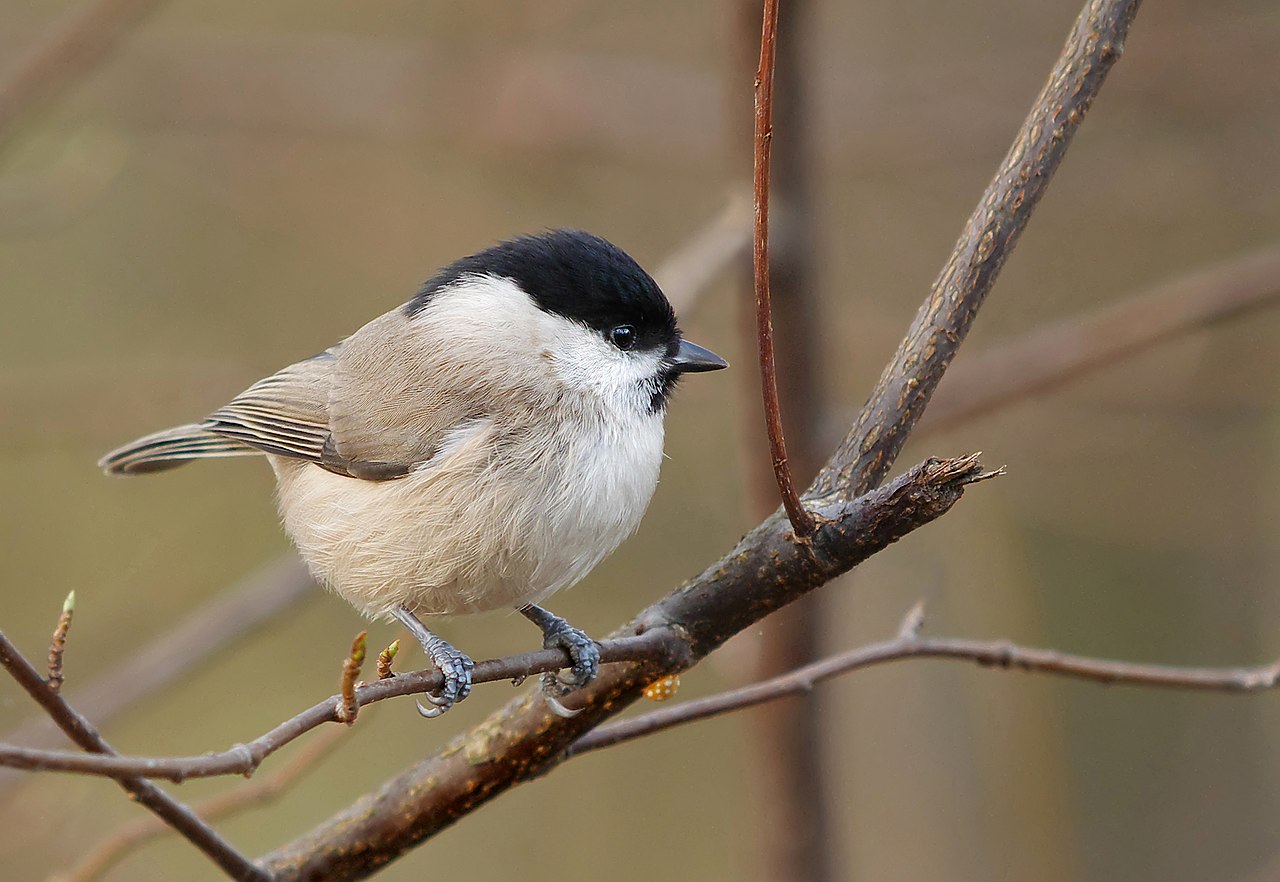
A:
336;632;367;724
0;629;267;881
376;640;399;680
731;0;831;877
46;591;75;695
57;726;350;882
0;629;679;782
752;0;815;538
0;555;315;796
569;606;1280;756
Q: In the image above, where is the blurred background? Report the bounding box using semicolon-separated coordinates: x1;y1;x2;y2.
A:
2;1;1280;880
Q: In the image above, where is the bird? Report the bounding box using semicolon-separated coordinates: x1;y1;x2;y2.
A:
100;229;727;717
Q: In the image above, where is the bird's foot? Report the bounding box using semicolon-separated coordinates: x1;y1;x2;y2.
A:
520;605;600;713
392;606;475;719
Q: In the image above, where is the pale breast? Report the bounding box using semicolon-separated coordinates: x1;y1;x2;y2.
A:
269;409;664;620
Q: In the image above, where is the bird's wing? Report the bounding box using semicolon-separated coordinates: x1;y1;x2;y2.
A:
207;309;496;480
204;351;336;464
322;310;490;479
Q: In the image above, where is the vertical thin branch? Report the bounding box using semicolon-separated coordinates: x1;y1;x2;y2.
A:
753;0;816;538
732;0;836;879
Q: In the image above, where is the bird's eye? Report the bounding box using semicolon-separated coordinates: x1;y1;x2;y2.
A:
610;325;637;351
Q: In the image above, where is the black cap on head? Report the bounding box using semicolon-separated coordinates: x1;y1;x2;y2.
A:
406;229;678;350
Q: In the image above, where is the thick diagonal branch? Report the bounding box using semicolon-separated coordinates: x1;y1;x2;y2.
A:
813;0;1144;499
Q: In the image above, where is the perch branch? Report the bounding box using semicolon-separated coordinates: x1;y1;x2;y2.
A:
0;629;678;781
257;456;996;880
0;457;993;786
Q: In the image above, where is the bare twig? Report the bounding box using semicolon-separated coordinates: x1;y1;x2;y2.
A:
376;640;399;680
0;0;167;139
752;0;815;538
336;632;367;725
731;0;831;878
569;608;1280;756
0;555;315;796
0;629;266;881
58;726;349;882
920;243;1280;433
46;591;75;694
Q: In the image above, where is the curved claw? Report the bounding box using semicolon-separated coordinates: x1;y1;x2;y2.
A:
541;624;600;697
391;606;475;719
415;699;447;719
422;650;474;715
544;693;582;718
519;605;601;707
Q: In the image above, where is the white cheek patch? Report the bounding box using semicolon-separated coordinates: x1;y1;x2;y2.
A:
539;322;664;414
413;273;665;415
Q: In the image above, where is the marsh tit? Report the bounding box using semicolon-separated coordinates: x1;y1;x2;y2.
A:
101;229;727;716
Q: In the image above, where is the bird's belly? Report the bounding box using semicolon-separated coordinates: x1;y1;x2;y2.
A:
268;415;663;619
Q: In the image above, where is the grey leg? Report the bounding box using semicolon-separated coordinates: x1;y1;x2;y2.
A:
519;605;601;701
392;606;474;719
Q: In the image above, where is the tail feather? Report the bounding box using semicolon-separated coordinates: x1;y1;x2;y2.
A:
99;423;261;475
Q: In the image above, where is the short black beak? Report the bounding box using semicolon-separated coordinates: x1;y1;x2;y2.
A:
670;339;729;374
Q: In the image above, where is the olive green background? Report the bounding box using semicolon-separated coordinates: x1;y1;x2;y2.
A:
2;2;1280;880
